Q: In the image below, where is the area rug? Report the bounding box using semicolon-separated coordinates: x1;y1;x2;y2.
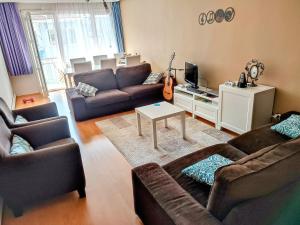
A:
96;113;233;167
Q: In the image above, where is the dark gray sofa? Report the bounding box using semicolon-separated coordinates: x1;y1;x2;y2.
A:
132;111;300;225
66;63;163;121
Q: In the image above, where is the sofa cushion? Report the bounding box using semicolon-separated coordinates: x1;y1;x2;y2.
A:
15;115;28;124
121;83;163;100
10;135;34;155
271;114;300;138
182;154;233;186
143;72;163;85
116;63;152;88
163;143;247;207
73;69;117;91
85;89;130;108
207;138;300;220
76;82;98;97
0;117;11;158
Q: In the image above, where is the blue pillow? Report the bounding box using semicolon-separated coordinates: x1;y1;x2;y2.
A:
182;154;233;185
10;135;34;155
15;115;28;124
271;114;300;139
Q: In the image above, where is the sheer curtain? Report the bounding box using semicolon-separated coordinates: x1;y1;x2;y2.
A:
55;2;118;67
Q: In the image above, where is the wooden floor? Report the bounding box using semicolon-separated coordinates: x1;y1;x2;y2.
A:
3;91;142;225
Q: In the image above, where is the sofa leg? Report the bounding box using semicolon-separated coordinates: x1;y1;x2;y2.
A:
12;206;23;217
78;188;86;198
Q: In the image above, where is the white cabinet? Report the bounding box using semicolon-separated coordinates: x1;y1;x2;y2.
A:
218;84;275;134
174;86;219;128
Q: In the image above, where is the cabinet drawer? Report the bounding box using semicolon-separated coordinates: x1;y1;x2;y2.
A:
174;95;193;112
194;101;217;123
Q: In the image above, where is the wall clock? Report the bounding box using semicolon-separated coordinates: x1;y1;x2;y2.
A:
198;13;207;25
225;7;235;22
214;9;225;23
245;59;265;87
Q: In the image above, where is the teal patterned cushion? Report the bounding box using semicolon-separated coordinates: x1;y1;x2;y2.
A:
76;82;98;97
15;115;28;124
10;135;34;155
182;154;233;185
143;72;163;85
271;114;300;139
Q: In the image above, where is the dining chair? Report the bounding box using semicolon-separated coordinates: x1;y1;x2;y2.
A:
93;55;108;66
73;61;92;73
126;55;141;66
100;58;117;71
70;57;86;69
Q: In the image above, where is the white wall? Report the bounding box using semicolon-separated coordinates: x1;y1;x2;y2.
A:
0;46;15;109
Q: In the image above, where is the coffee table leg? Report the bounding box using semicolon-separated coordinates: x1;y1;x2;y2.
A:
152;120;158;149
137;113;142;136
164;118;168;128
181;112;186;140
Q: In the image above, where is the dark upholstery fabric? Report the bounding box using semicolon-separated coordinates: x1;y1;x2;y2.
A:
133;163;222;225
11;117;70;149
0;98;15;125
0;117;12;158
0;98;59;129
228;124;290;154
163;144;247;206
73;69;117;91
208;138;300;220
223;180;300;225
85;89;130;108
35;138;74;150
0;117;86;216
116;63;151;88
121;83;163;100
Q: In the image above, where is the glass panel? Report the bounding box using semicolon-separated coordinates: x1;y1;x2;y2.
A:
31;15;65;90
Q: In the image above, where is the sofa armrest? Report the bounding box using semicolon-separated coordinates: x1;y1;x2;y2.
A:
11;117;71;148
13;102;58;121
227;124;290;155
132;163;222;225
0;143;85;206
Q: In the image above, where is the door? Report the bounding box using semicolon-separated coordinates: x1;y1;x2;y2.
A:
31;14;66;91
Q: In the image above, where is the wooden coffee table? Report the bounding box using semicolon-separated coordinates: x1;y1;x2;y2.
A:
135;101;186;149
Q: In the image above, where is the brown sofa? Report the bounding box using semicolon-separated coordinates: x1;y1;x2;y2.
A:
132;112;300;225
0;98;60;128
0;116;86;217
66;63;164;121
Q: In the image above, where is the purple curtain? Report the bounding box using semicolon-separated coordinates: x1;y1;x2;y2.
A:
0;3;33;75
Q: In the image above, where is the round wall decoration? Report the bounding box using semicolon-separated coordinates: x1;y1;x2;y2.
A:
198;13;207;25
214;9;225;23
206;11;215;24
225;7;235;22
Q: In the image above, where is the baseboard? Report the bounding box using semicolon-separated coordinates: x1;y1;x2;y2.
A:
0;197;3;225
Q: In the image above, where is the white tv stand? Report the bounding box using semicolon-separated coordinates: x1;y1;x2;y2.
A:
174;85;220;128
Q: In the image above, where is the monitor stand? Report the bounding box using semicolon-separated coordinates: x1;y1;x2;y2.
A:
186;86;203;94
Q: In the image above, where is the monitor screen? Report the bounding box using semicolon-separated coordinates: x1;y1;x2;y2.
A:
185;62;198;88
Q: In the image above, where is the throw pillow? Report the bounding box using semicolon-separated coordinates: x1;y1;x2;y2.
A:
181;154;233;185
15;115;28;124
271;114;300;139
76;82;98;97
143;72;163;85
10;135;34;155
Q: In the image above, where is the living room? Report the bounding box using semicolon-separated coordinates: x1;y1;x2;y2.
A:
0;0;299;225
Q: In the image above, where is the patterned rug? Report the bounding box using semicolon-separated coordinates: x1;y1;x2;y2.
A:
96;113;233;167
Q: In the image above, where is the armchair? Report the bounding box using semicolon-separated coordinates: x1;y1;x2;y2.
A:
0;117;86;217
0;97;60;128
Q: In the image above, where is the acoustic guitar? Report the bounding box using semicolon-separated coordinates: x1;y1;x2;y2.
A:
163;52;177;101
